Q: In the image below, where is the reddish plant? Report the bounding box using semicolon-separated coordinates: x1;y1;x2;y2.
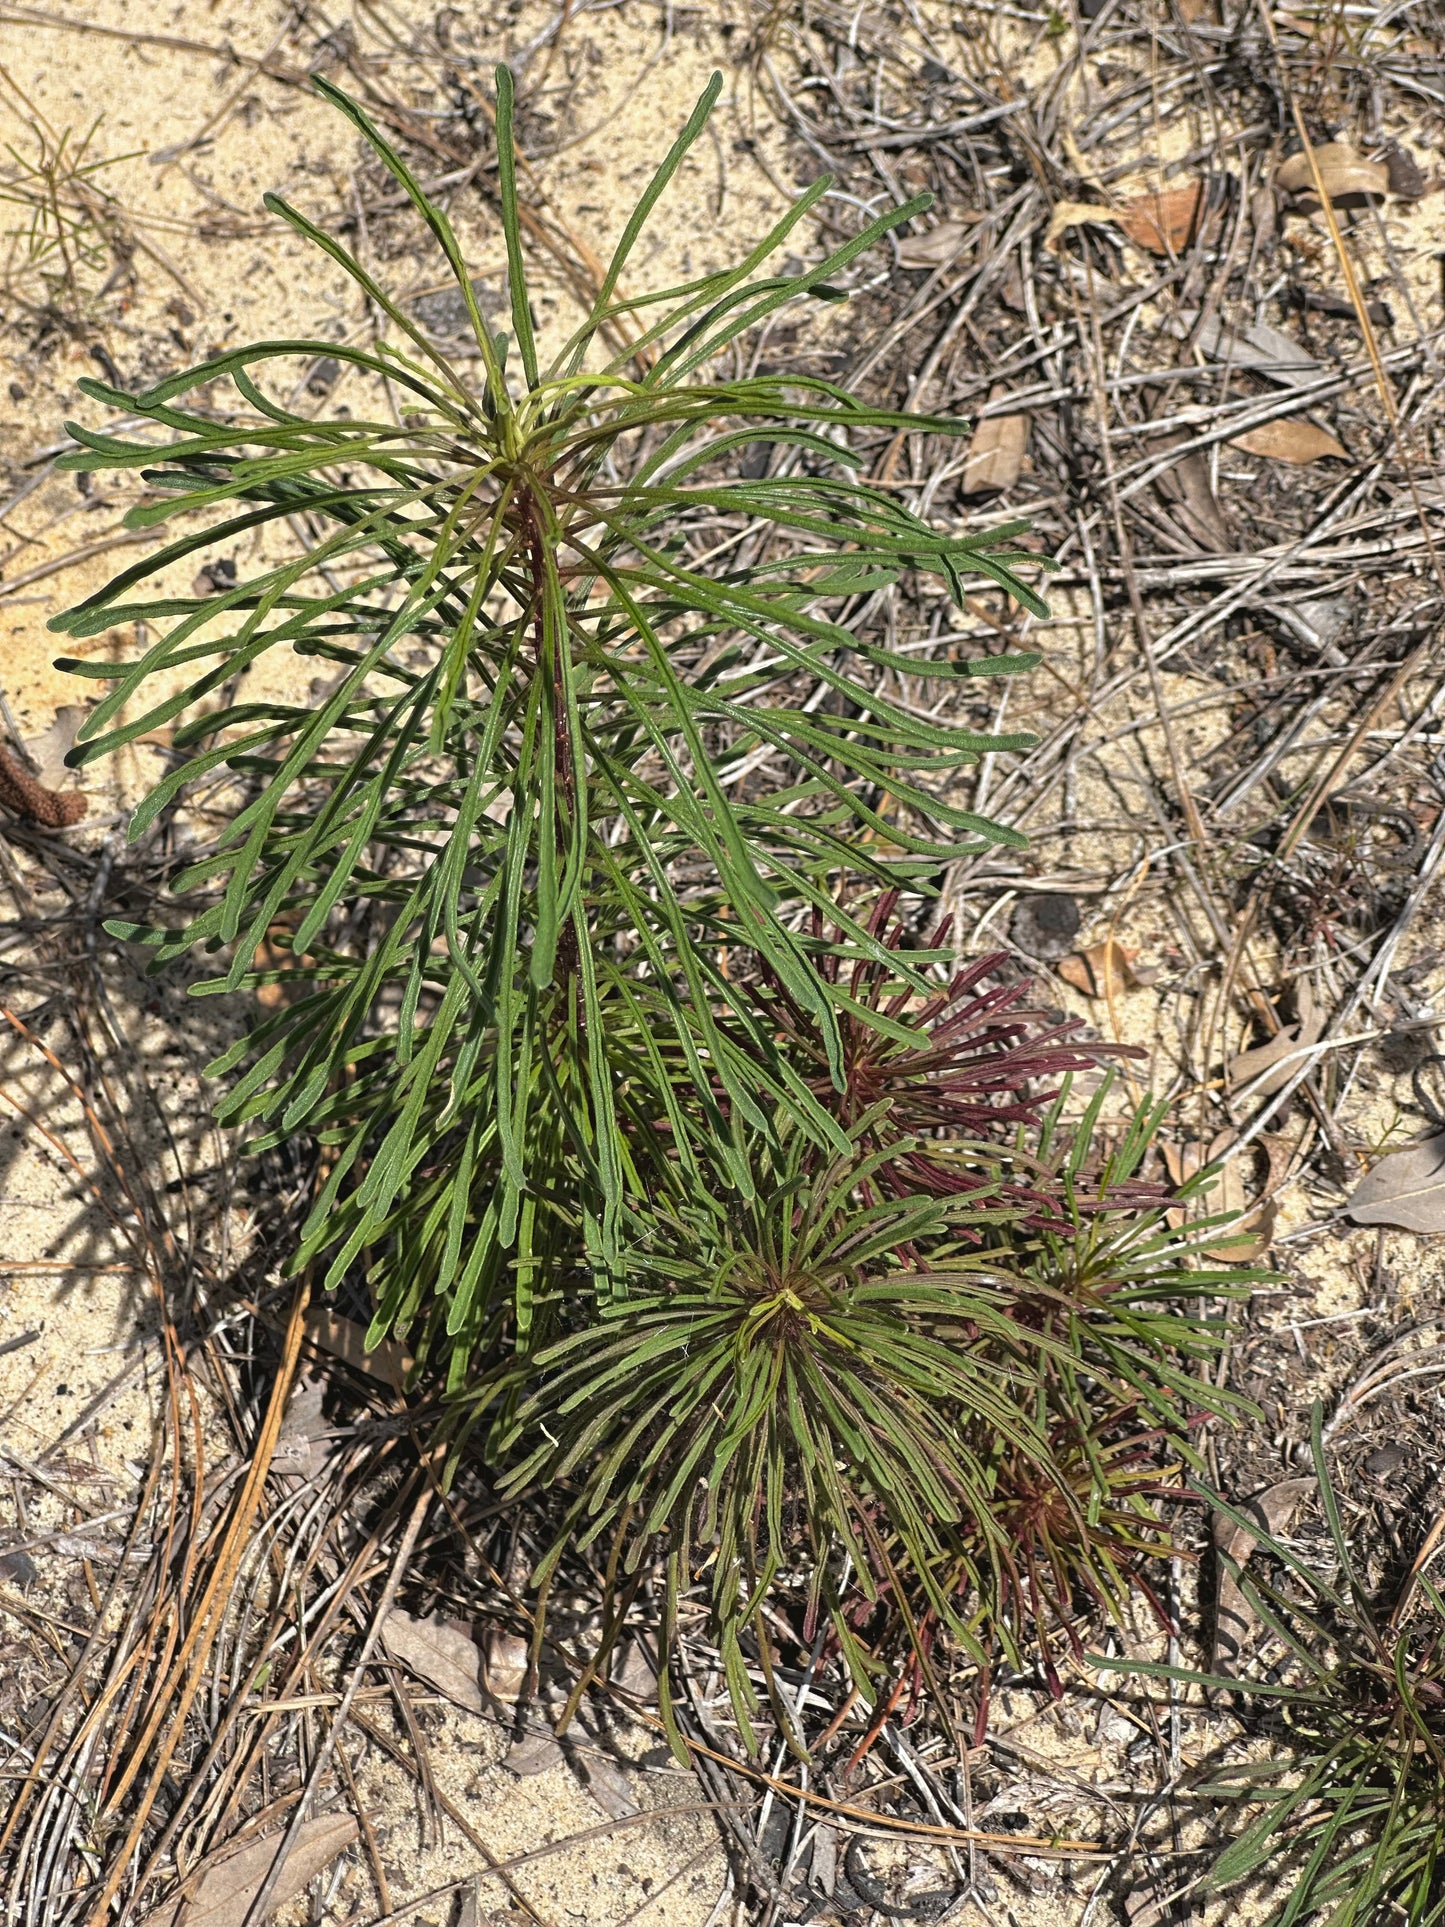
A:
743;891;1145;1216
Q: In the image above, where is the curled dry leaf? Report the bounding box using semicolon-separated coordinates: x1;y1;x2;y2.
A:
894;217;978;268
1057;938;1159;998
1213;1479;1314;1665
1118;178;1211;253
1228;420;1349;466
381;1607;487;1712
1162;1129;1277;1263
1346;1133;1445;1231
1226;1007;1325;1096
142;1813;359;1927
482;1625;531;1703
302;1306;412;1390
961;411;1030;494
1276;142;1389;208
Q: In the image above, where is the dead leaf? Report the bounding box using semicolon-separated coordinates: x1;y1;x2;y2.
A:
27;704;88;789
1229;420;1349;465
302;1307;412;1390
572;1748;638;1819
961;412;1029;494
1347;1133;1445;1231
481;1626;530;1703
381;1608;485;1712
1163;1130;1276;1262
1276;142;1389;208
1227;1008;1325;1097
141;1813;358;1927
1213;1479;1313;1665
1057;939;1159;998
895;217;978;268
507;1723;565;1776
1043;199;1117;251
1118;179;1210;253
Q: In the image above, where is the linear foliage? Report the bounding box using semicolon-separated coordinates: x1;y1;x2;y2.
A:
1101;1410;1445;1927
466;1080;1247;1747
54;70;1243;1742
55;69;1047;1336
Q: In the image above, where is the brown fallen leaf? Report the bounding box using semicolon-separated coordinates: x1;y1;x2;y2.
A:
1057;939;1159;999
1162;1130;1276;1263
1213;1479;1313;1665
1346;1133;1445;1231
1226;1008;1325;1097
302;1306;412;1390
1043;199;1117;251
1383;140;1428;201
894;217;978;268
507;1722;565;1776
142;1813;358;1927
1229;420;1349;466
482;1625;530;1703
0;745;86;828
1276;142;1389;208
961;412;1029;494
1118;179;1210;253
381;1607;486;1711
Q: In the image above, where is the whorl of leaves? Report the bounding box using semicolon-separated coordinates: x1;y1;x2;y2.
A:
470;1085;1247;1750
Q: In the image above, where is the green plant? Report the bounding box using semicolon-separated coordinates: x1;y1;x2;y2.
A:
0;65;136;317
1101;1410;1445;1927
472;1081;1247;1747
52;69;1240;1742
55;68;1045;1347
